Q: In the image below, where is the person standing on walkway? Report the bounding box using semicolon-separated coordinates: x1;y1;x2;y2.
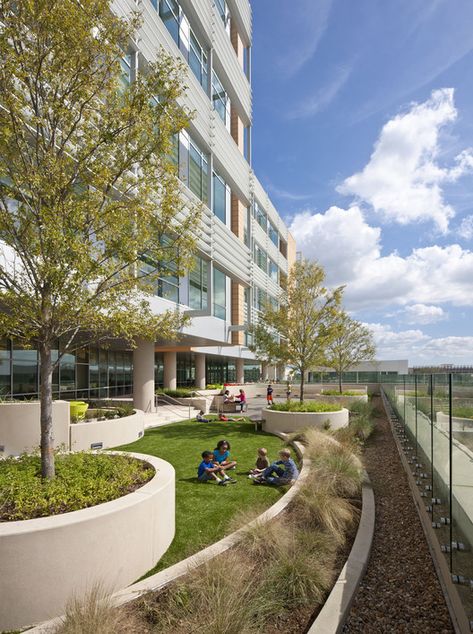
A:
266;384;274;406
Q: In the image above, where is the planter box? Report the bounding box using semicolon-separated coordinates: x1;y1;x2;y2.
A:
0;452;175;631
0;401;70;456
70;410;145;451
436;411;473;431
264;408;349;433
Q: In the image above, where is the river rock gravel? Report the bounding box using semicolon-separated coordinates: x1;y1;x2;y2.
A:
343;397;454;634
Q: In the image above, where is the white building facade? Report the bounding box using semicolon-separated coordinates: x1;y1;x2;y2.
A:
0;0;296;408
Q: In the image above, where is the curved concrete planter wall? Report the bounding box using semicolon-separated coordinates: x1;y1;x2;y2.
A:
437;411;473;431
70;410;145;451
0;400;70;456
264;408;349;433
0;452;175;632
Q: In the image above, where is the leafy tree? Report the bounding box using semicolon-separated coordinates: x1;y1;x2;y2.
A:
323;312;376;393
0;0;200;478
250;260;343;402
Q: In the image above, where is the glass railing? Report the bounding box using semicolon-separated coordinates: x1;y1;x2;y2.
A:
382;373;473;624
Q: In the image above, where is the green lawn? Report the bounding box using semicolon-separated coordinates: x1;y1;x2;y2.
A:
115;419;285;575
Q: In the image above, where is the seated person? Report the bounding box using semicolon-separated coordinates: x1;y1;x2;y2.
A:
196;410;209;423
213;439;237;471
249;448;299;486
218;413;244;422
249;447;270;476
235;388;246;412
223;389;234;403
197;451;236;486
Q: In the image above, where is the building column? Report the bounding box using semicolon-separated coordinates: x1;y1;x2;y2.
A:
163;351;177;390
195;354;206;390
236;358;245;384
133;339;155;413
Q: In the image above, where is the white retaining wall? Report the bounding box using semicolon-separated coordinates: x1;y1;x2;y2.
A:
0;452;175;631
264;408;349;433
70;410;145;451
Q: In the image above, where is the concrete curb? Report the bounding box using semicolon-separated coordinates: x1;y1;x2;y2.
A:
308;472;375;634
28;432;308;632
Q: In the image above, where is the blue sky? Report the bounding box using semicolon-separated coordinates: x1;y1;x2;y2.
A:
251;0;473;365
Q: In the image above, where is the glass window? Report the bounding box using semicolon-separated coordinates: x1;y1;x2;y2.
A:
213;172;227;223
0;341;10;396
212;70;229;125
269;259;279;283
214;0;230;30
269;221;279;247
253;286;267;312
189;32;208;92
213;267;226;320
189;139;208;203
253;201;267;231
169;133;179;167
189;256;208;310
120;54;132;90
253;243;267;273
159;0;180;46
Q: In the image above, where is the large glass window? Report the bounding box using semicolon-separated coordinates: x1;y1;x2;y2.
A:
190;32;208;91
159;0;180;46
212;70;229;126
189;139;209;203
0;339;11;396
212;172;227;223
253;201;267;231
214;0;230;30
269;221;279;247
269;259;279;283
253;286;267;312
189;256;209;310
254;243;268;273
213;267;226;320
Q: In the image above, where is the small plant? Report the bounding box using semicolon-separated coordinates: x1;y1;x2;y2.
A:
206;384;224;390
157;388;196;398
323;419;331;430
321;389;361;396
270;401;342;413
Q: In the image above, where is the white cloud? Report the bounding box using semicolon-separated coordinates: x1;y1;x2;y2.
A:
338;88;473;233
404;303;447;324
265;182;312;202
288;65;352;120
290;206;473;311
458;214;473;240
366;322;473;365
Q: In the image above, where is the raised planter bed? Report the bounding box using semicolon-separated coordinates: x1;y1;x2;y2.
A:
70;409;145;451
264;407;349;433
0;452;175;632
436;411;473;431
316;393;368;407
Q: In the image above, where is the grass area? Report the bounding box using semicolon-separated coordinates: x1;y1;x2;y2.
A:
115;419;285;573
270;401;342;412
0;453;153;521
452;405;473;419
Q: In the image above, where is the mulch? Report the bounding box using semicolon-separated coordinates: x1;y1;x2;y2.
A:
343;397;454;633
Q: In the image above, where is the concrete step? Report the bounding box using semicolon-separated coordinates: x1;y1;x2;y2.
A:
144;404;201;429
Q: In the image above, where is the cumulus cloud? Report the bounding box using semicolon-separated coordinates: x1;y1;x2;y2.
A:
338;88;473;233
290;206;473;311
366;322;473;364
404;303;447;325
458;214;473;240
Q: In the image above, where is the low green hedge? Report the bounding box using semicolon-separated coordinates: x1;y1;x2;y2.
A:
0;452;154;521
270;401;342;413
452;406;473;419
158;388;196;398
321;390;361;396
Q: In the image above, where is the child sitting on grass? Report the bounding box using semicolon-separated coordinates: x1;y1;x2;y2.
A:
197;451;236;486
213;439;237;471
249;448;299;486
248;447;270;477
196;410;209;423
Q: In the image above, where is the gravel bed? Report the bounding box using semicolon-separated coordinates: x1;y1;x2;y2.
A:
343;397;454;634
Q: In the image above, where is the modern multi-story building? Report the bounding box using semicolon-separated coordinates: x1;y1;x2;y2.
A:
0;0;296;409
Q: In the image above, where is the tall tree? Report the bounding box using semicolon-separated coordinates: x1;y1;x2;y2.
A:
0;0;200;478
250;260;343;402
323;312;376;393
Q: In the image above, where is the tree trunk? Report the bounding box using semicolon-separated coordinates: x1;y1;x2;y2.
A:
339;373;342;394
300;368;305;403
39;342;55;479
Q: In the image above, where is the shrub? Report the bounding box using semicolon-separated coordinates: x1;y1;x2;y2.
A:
452;405;473;419
321;389;361;396
157;388;196;398
206;384;223;390
270;401;342;413
0;452;154;521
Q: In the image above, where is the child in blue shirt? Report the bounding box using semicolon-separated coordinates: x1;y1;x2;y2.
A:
212;439;237;471
197;451;236;486
249;448;299;486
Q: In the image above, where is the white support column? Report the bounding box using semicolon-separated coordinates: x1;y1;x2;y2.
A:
236;358;245;384
163;351;177;390
133;339;156;413
195;354;206;390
